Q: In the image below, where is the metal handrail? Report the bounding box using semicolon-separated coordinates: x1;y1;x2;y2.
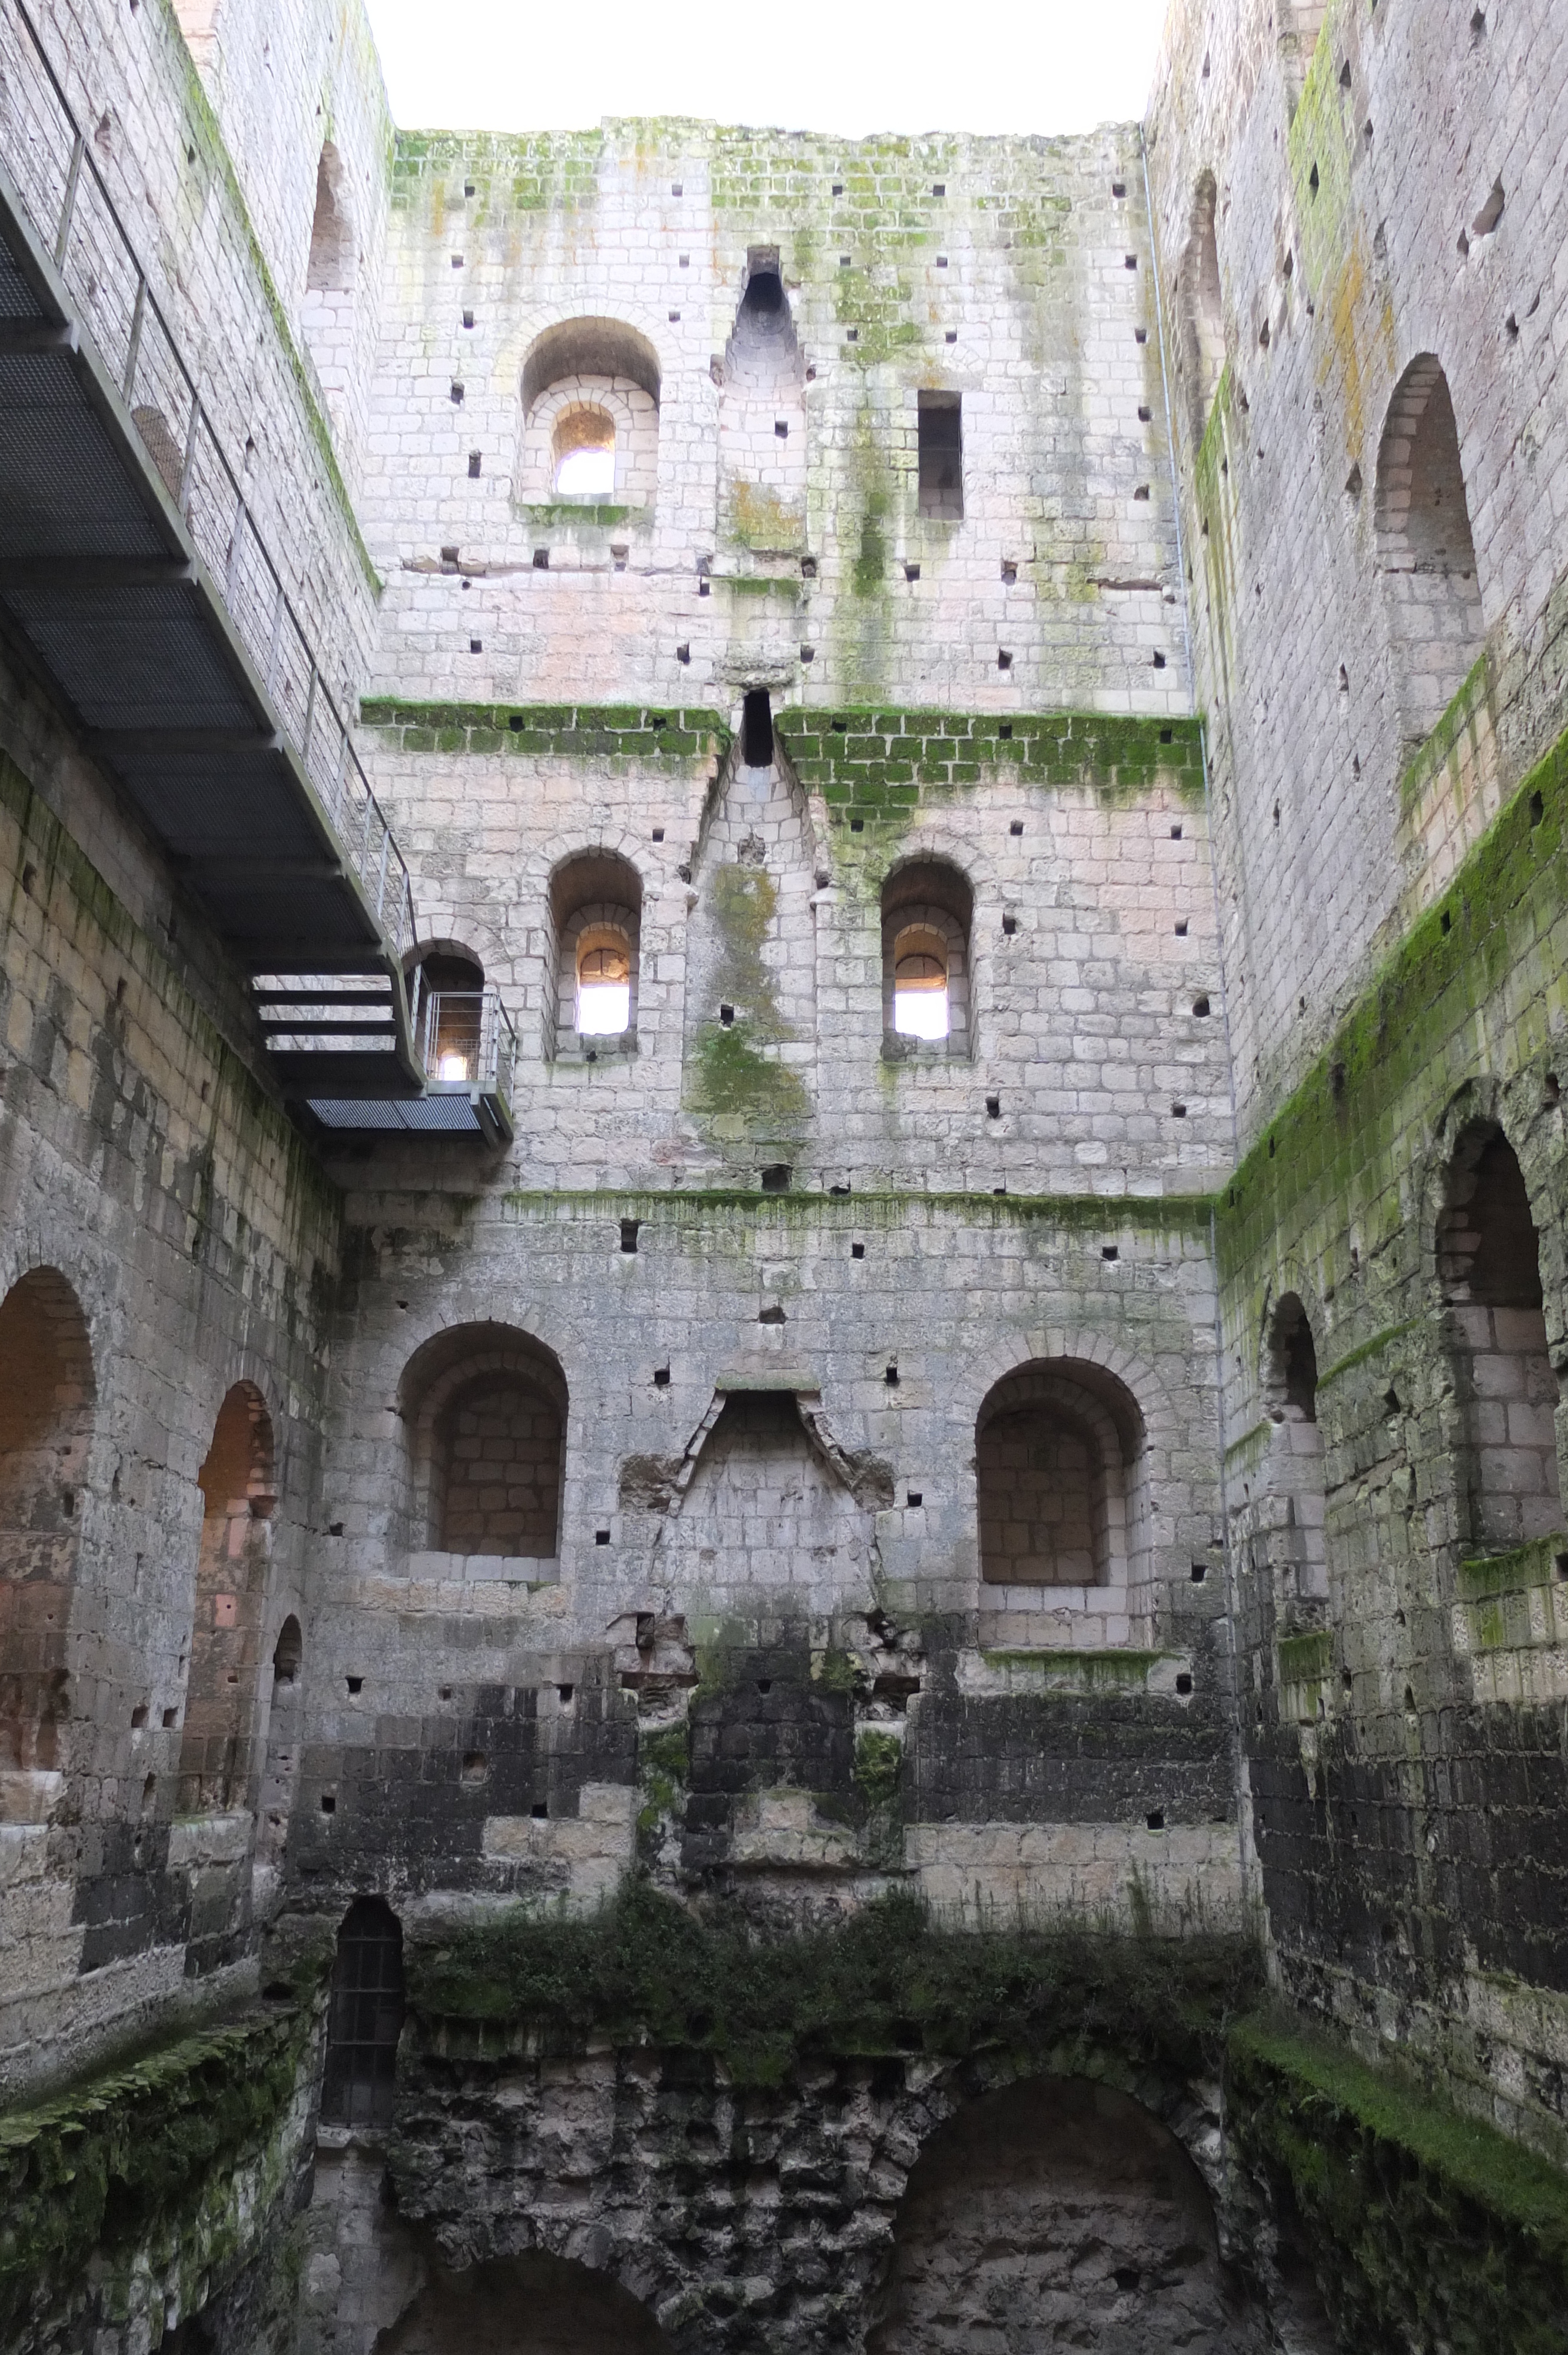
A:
417;989;519;1106
0;0;416;960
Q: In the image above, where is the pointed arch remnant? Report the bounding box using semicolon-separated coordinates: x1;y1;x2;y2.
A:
1375;356;1484;751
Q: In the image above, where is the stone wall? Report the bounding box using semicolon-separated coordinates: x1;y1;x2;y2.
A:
1147;0;1568;2163
0;648;340;2098
358;122;1190;719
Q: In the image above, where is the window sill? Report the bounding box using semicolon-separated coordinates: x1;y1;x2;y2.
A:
556;1031;639;1063
512;500;646;526
882;1033;966;1064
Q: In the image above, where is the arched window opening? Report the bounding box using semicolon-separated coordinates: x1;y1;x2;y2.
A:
410;947;487;1083
552;403;616;497
892;925;951;1041
741;687;774;768
306;144;355;294
550;852;642;1058
1177;173;1225;443
882;860;972;1055
1375;357;1484;752
321;1897;404;2128
576;930;632;1035
519;320;660;509
871;2079;1265;2350
976;1361;1142;1589
178;1382;275;1813
401;1324;568;1565
1263;1294;1328;1613
0;1268;94;1806
377;2252;675;2355
1439;1127;1562;1554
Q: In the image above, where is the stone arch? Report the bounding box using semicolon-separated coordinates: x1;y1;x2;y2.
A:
1435;1115;1563;1554
1177;170;1226;443
1375;355;1484;752
378;2251;673;2355
405;941;487;1082
548;850;643;1059
958;1327;1184;1624
975;1359;1144;1590
518;319;661;507
400;1323;567;1563
868;2075;1270;2354
177;1381;276;1813
882;855;974;1057
0;1266;95;1809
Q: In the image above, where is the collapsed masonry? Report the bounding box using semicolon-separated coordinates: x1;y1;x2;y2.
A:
2;0;1568;2348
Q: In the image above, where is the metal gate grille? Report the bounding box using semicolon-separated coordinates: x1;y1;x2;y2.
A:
321;1898;404;2127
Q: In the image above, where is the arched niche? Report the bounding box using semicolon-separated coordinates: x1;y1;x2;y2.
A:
882;857;974;1056
717;249;807;548
254;1614;304;1897
401;1323;567;1565
0;1267;94;1811
549;851;643;1059
1262;1291;1329;1613
518;319;660;507
380;2252;673;2355
301;142;358;425
868;2078;1270;2354
975;1359;1144;1591
1177;171;1225;444
178;1381;275;1813
1437;1123;1563;1553
1374;356;1484;753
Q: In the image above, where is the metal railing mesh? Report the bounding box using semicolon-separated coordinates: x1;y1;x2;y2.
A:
0;0;416;960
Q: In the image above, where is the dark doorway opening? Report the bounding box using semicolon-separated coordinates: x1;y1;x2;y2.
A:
742;688;773;767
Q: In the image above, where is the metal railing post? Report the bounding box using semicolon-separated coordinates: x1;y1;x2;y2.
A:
265;577;285;697
301;664;318;771
178;387;200;519
122;274;145;402
52;126;82;265
225;491;246;605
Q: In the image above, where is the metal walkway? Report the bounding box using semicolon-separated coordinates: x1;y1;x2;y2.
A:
0;0;425;1102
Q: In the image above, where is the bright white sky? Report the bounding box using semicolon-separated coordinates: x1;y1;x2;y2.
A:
362;0;1173;139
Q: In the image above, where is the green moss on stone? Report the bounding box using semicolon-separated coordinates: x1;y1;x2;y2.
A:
1458;1537;1568;1603
403;1878;1259;2088
1228;2013;1568;2354
980;1650;1168;1689
0;2003;314;2343
358;699;732;761
852;1728;903;1807
1277;1630;1334;1686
